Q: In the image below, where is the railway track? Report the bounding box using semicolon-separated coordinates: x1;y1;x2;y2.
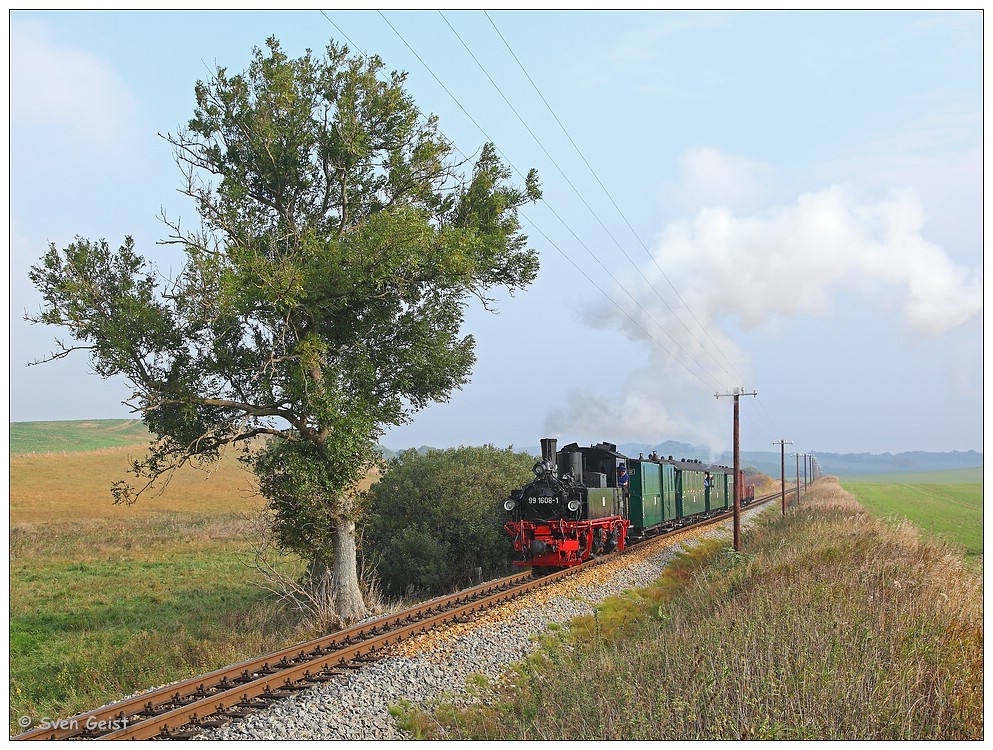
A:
13;488;785;740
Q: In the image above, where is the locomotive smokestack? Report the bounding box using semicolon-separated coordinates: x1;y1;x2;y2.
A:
540;438;558;466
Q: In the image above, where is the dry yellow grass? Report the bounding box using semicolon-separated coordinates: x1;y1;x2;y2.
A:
9;446;261;524
9;447;381;524
417;477;983;740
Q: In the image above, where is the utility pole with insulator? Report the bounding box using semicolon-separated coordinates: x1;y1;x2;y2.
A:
773;440;793;515
715;387;757;551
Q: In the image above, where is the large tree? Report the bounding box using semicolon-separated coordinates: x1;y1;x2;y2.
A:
28;38;540;625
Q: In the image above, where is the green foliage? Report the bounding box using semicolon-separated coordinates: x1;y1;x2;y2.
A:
376;528;452;596
364;445;536;597
26;36;540;619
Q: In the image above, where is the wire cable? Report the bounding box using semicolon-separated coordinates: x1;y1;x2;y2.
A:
524;211;725;390
440;10;739;385
377;10;724;392
483;10;748;384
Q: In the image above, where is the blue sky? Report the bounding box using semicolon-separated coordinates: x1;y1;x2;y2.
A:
7;9;984;456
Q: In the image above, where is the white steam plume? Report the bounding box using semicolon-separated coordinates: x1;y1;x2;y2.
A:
650;183;981;336
544;152;981;449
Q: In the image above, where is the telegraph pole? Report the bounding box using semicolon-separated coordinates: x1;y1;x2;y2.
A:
795;452;801;506
715;388;757;551
773;440;793;515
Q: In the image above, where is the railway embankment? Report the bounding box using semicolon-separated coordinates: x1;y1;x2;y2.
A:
192;504;775;740
407;477;982;741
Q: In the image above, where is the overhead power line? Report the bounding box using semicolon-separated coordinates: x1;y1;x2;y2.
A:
314;10;794;455
438;10;733;387
484;14;791;444
375;10;725;393
483;10;747;385
523;216;725;389
319;10;783;410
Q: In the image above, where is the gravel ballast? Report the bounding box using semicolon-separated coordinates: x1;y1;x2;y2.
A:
195;504;772;740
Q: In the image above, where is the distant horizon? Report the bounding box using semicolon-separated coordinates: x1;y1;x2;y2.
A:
7;416;983;457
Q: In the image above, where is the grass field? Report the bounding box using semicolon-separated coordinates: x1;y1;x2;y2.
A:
9;443;282;732
842;478;983;563
840;466;982;484
10;420;151;455
8;422;984;737
8;433;377;734
10;446;258;524
9;512;312;732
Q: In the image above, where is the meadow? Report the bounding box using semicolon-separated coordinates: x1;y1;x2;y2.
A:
10;420;152;455
8;425;340;733
404;479;983;740
841;475;983;564
11;447;263;730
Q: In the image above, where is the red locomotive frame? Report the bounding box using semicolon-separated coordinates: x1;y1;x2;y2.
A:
505;515;630;569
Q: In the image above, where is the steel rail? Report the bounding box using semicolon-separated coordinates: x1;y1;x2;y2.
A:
101;567;581;739
11;571;535;741
13;486;786;740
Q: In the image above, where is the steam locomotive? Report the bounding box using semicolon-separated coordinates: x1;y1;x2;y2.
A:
503;438;751;571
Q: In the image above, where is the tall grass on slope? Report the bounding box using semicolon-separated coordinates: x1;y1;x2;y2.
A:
422;478;983;740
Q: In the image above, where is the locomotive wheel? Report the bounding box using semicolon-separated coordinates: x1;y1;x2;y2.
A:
613;521;626;550
592;527;606;555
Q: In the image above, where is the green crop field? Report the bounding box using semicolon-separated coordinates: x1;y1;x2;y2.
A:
841;467;982;484
10;420;151;455
842;478;983;562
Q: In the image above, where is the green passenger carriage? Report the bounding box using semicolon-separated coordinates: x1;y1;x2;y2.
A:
505;439;752;570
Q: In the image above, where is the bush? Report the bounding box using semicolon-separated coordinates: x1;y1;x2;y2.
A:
363;445;536;597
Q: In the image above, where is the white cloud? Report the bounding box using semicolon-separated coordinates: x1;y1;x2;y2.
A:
10;18;140;146
815;110;981;268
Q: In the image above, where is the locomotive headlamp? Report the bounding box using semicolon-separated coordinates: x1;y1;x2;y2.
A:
504;499;518;512
567;499;581;513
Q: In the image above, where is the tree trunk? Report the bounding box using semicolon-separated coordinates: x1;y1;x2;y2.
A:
329;510;369;624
